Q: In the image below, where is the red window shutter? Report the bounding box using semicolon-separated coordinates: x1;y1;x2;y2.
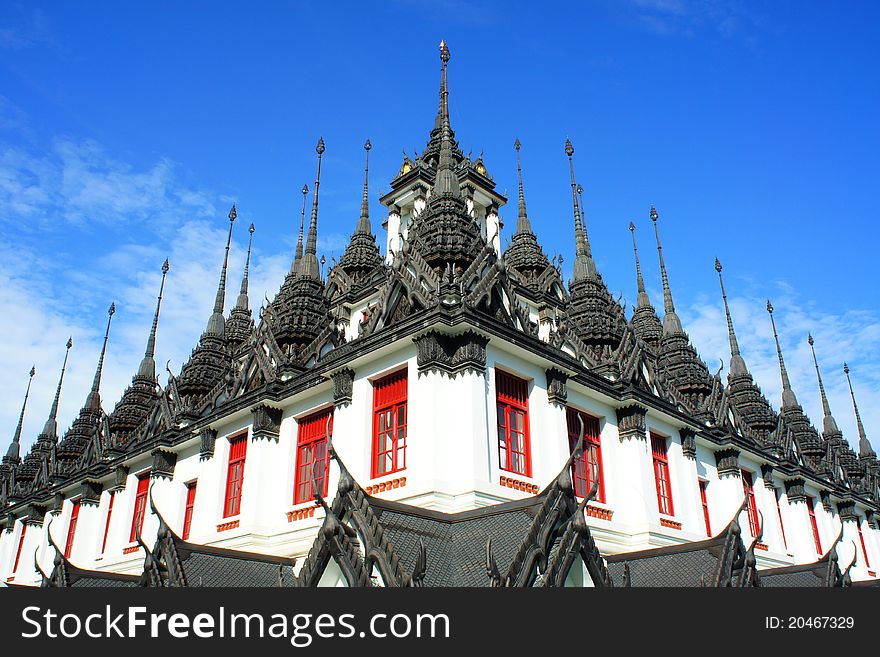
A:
129;472;151;543
12;523;27;573
372;369;408;478
294;408;333;504
496;370;531;477
101;492;115;554
774;488;788;550
566;408;603;502
64;500;81;559
699;480;712;537
806;496;822;555
224;434;248;518
650;434;674;516
741;470;760;536
182;482;197;540
857;520;871;569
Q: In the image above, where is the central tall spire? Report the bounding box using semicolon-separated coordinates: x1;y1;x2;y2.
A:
84;302;115;411
299;138;325;281
40;338;73;441
138;259;169;380
808;334;841;438
714;259;747;376
434;39;451;131
651;207;683;336
844;363;875;458
766;300;798;410
205;205;237;336
565;139;597;282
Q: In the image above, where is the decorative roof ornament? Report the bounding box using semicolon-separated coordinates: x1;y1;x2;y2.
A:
628;222;662;346
435;39;451;131
293;184;308;273
514;138;532;235
299;138;325;281
40;337;73;443
227;223;256;348
84;302;116;412
4;366;35;465
335;139;383;285
651;206;683;336
807;334;842;439
766;300;798;410
715;259;747;377
504;139;553;284
109;259;168;438
565;139;597;282
844;363;876;459
204;205;237;337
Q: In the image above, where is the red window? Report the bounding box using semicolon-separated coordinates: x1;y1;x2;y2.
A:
699;480;712;537
774;488;788;550
129;472;150;543
182;481;197;540
566;408;603;501
650;434;674;516
101;491;115;554
372;369;408;478
12;522;27;573
741;470;760;537
223;434;248;518
857;520;871;569
806;495;822;555
64;500;81;559
496;370;531;477
294;408;333;504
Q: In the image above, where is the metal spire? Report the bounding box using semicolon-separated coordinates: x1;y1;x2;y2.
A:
629;222;651;309
514;138;533;234
715;259;747;376
138;259;169;380
41;338;73;440
766;300;798;410
565;138;596;281
84;302;115;411
205;205;236;336
651;206;683;335
434;39;451;131
293;184;308;272
6;366;35;461
299;138;324;280
807;334;840;437
355;139;372;235
235;224;255;311
844;363;875;458
434;110;460;199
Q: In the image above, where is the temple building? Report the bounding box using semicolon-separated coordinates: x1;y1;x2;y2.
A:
1;42;878;588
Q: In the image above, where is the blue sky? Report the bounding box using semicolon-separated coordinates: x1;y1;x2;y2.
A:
1;1;878;454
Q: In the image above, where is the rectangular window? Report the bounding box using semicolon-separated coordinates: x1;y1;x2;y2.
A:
566;408;603;501
650;434;674;516
858;519;871;569
699;480;712;537
12;522;27;573
64;500;81;559
774;488;787;550
372;369;408;478
182;481;197;540
741;470;760;537
806;495;822;555
223;434;248;518
101;491;115;554
496;370;531;477
294;408;333;504
129;472;150;543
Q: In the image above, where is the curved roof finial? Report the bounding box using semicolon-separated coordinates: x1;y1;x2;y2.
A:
844;362;875;458
299;139;325;280
766;300;798;410
138;258;169;380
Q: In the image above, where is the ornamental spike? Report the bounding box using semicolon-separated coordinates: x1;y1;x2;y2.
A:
205;205;236;336
355;139;372;235
767;300;798;410
566;139;596;281
293;184;308;272
6;366;35;462
138;259;169;380
651;206;683;335
235;223;255;311
40;338;73;440
844;363;875;459
514;138;532;234
299;138;324;280
84;302;115;411
808;334;840;437
715;259;747;376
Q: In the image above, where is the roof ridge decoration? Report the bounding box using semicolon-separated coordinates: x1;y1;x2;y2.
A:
486;416;612;587
108;260;169;442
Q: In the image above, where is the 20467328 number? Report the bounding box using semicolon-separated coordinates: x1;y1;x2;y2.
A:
787;616;854;629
